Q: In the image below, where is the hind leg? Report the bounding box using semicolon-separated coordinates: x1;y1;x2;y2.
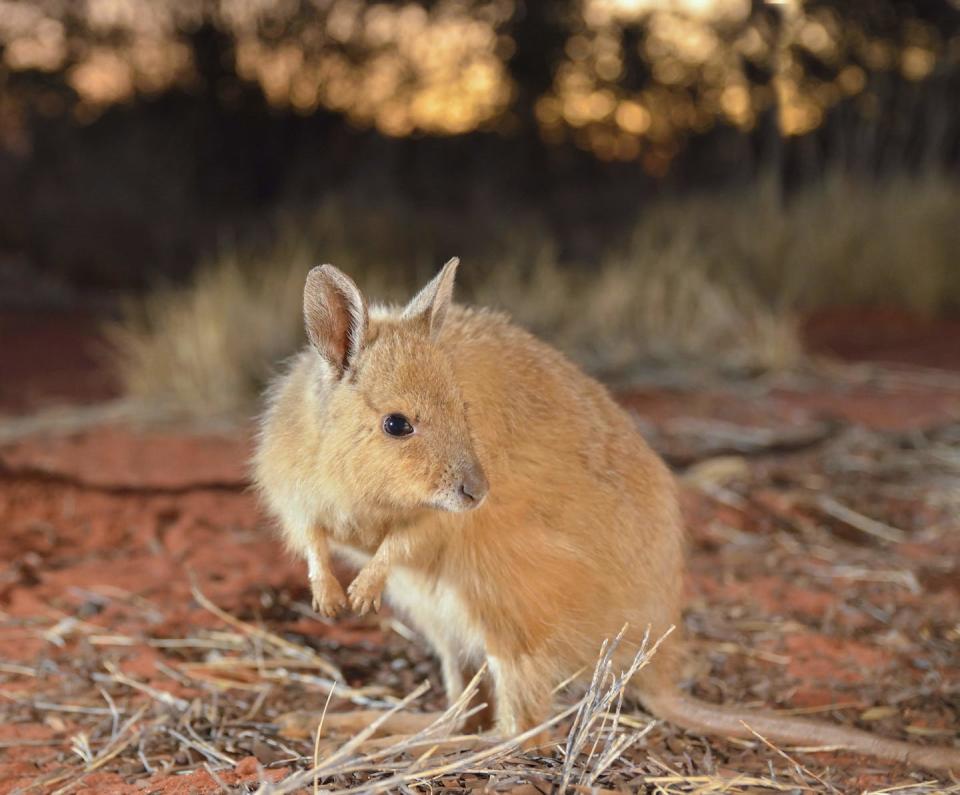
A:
488;654;553;748
456;659;495;733
416;627;494;733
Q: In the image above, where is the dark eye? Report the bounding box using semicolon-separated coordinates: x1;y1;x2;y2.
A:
382;413;414;437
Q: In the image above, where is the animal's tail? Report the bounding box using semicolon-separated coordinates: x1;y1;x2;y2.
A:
639;688;960;772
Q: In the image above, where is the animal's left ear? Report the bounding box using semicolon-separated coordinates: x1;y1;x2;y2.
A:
402;257;459;338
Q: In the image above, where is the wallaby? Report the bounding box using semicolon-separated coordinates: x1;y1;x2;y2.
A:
252;258;960;772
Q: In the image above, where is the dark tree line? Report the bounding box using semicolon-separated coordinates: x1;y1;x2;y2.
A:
0;0;958;294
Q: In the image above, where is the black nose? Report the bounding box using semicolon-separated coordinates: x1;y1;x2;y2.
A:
459;465;489;504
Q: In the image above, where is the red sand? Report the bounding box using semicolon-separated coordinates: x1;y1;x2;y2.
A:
1;308;958;791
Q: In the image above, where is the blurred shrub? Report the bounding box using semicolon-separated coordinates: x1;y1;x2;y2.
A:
107;170;960;417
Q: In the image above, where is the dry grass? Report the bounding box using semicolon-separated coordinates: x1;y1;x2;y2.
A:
670;172;960;315
11;581;955;794
106;172;960;417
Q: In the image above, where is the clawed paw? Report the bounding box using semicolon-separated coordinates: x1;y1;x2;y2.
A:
311;577;348;618
347;571;385;615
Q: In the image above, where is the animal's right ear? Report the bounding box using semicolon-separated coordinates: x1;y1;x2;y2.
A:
303;265;368;379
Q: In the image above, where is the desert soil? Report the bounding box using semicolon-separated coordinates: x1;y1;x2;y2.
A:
0;309;958;793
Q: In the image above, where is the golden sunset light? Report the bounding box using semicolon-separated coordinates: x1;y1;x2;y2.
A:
3;0;955;166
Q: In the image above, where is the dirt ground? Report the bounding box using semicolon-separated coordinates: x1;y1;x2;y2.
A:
0;309;958;793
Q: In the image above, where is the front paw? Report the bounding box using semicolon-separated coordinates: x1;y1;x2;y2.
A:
347;569;385;615
311;577;348;618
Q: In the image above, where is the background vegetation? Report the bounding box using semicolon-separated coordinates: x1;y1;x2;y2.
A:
2;0;959;412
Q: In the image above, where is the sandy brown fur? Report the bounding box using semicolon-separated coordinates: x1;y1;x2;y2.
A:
253;261;960;771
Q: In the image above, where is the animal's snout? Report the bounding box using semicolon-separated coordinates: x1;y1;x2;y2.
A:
458;463;489;507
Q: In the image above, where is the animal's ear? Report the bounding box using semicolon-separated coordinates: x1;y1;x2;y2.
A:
402;257;459;338
303;264;368;379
